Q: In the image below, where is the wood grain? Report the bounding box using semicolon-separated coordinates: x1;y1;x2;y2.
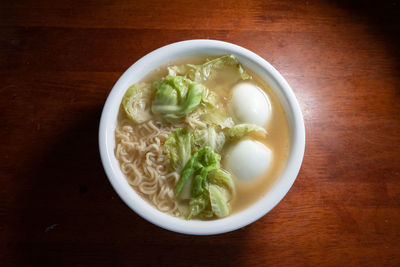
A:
1;0;399;266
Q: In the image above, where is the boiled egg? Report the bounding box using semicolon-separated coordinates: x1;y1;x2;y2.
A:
231;82;271;126
225;140;272;181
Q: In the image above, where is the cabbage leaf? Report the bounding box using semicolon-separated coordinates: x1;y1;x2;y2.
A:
209;184;230;218
164;128;194;172
202;111;234;129
208;169;235;196
187;192;209;219
121;83;153;123
152;75;205;122
227;123;267;140
188;90;234;130
174;146;220;197
167;65;188;76
174;145;235;219
186;54;250;83
194;126;225;153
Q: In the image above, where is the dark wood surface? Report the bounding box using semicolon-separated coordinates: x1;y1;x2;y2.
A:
1;0;400;266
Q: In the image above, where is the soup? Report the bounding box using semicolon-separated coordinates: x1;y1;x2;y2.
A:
115;55;289;219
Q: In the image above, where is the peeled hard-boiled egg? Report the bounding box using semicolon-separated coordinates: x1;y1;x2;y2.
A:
231;82;272;126
225;140;272;181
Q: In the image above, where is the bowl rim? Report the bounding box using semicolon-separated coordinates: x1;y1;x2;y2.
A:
99;39;305;235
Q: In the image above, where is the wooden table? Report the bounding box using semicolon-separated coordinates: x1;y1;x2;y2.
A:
1;0;399;266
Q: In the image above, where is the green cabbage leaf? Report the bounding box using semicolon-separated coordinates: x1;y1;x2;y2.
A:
187;192;210;219
174;146;234;219
194;126;225;153
227;123;267;140
151;75;205;122
164;128;194;172
208;169;235;196
121;83;153;123
188;90;234;130
174;146;220;197
209;184;230;218
186;54;250;83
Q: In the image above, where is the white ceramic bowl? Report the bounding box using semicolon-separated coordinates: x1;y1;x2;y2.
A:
99;40;305;235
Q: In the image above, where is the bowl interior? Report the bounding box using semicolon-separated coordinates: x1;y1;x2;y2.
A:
99;40;305;235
